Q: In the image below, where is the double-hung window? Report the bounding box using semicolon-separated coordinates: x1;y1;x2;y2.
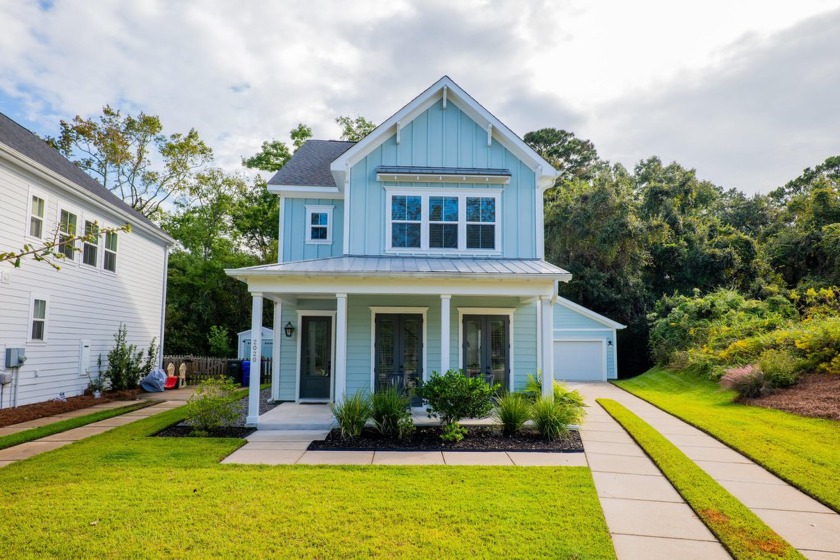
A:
104;231;118;272
58;209;78;259
82;220;99;267
30;297;47;341
305;205;334;244
386;190;500;253
29;195;45;238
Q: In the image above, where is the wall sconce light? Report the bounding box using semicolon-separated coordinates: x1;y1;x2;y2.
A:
284;322;295;337
607;340;613;347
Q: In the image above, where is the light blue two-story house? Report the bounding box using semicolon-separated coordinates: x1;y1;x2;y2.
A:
228;77;624;425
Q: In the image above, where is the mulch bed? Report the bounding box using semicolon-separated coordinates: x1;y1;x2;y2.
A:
308;426;583;452
0;390;141;428
743;373;840;421
154;425;256;438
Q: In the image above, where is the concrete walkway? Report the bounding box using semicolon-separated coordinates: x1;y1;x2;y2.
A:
574;382;840;560
0;400;182;468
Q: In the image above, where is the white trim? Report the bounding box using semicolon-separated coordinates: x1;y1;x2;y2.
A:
294;310;337;403
384;188;502;255
540;297;554;396
266;184;342;198
277;195;285;263
552;338;608;383
158;246;169;368
553;328;615;332
27;292;49;343
305;204;334;245
456;307;516;393
56;204;81;266
329;76;558;188
554;295;626;329
343;168;351;255
535;299;542;373
79;216;101;270
376;172;510;185
25;186;48;242
271;302;282;401
440;295;451;373
369;306;429;391
536;188;545;259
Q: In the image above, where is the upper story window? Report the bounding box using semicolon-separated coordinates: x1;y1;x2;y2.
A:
385;189;501;254
30;297;47;341
58;209;78;260
104;231;118;272
82;220;99;267
29;195;45;238
305;205;334;244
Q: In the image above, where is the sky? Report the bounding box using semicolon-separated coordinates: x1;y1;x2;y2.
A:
1;0;838;194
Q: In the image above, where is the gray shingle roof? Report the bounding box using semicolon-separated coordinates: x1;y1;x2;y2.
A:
376;166;512;177
0;112;163;233
228;255;570;279
268;140;355;186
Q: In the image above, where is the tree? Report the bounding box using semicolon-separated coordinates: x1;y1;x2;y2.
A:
46;106;213;219
336;115;376;142
524;128;602;182
1;223;130;270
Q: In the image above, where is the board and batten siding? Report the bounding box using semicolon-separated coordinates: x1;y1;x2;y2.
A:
552;304;618;379
346;99;538;258
281;198;344;262
0;158;168;407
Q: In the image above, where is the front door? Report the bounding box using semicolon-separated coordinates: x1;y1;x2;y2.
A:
299;316;332;400
375;314;423;399
463;315;510;388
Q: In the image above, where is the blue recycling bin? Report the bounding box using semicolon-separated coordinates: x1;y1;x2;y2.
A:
241;360;251;388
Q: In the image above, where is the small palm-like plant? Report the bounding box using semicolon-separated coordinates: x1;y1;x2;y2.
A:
371;387;412;438
491;392;531;436
532;396;585;441
330;392;373;439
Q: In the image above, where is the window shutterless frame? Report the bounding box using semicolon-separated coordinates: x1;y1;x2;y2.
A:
305;205;334;244
28;192;46;239
82;219;99;267
28;294;49;342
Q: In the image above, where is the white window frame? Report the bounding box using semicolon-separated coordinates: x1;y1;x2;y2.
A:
102;226;118;274
384;187;502;255
26;188;48;241
81;217;100;269
305;205;334;245
28;293;49;343
57;206;81;264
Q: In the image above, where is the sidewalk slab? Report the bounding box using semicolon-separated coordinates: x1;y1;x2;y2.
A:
752;509;840;552
578;430;636;444
221;449;304;465
297;451;374;465
372;451;445;465
692;460;789;485
240;440;312;450
507;452;587;466
442;452;513;466
586;452;662;476
582;441;646;458
39;426;112;441
246;430;328;442
716;479;835;513
88;416;146;428
676;444;754;464
0;440;70;461
610;534;730;560
591;472;683;503
599;498;718;542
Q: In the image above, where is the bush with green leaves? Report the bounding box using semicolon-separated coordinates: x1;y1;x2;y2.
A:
330;392;372;439
523;374;587;408
440;422;468;443
207;325;231;357
185;377;239;436
103;323;158;391
371;387;413;439
757;348;801;388
491;392;531;436
532;395;585;441
418;369;497;426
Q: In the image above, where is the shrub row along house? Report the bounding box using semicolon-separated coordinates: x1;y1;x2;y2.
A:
0;113;172;407
227;77;624;425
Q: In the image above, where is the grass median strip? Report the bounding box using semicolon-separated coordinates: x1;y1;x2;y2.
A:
597;398;804;560
0;400;155;451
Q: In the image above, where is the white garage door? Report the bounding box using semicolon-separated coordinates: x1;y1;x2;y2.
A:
553;341;605;381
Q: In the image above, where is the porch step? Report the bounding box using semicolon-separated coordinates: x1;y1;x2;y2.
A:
257;402;336;431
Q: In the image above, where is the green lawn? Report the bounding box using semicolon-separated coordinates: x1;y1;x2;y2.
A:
0;406;615;559
599;399;802;560
0;400;153;450
615;368;840;512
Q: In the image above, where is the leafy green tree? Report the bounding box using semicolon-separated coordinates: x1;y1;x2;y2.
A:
524;128;602;182
46;106;213;218
336;115;376;142
207;325;232;358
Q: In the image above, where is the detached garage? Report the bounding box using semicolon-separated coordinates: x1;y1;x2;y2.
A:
552;297;625;381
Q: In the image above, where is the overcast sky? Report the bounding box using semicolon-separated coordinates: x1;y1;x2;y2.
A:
1;0;838;193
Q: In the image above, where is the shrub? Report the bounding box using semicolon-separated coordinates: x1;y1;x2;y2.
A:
532;396;583;440
207;325;231;358
418;369;497;427
719;365;772;399
371;387;412;439
757;348;801;388
491;392;531;436
185;377;239;436
330;392;372;439
440;422;467;443
103;324;158;391
522;373;587;411
396;414;416;440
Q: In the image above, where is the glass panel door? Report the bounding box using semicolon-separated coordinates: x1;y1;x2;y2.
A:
375;314;423;400
299;316;332;399
462;315;509;388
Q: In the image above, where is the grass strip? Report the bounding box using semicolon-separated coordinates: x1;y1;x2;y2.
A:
597;398;804;560
0;400;155;451
614;368;840;512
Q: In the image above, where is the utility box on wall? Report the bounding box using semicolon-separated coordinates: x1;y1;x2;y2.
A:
5;348;26;368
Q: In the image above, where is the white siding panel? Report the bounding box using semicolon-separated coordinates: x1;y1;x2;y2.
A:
0;158;168;406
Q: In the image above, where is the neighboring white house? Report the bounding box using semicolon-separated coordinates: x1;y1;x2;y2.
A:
237;328;274;360
0;112;174;408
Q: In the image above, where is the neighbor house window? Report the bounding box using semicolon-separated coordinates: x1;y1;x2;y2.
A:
385;190;501;253
30;298;47;341
82;220;99;267
103;231;118;272
305;205;334;244
58;209;78;259
29;195;45;238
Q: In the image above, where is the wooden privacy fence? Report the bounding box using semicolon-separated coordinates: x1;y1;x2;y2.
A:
162;355;272;385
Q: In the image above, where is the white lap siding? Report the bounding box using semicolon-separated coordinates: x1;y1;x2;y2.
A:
0;159;167;407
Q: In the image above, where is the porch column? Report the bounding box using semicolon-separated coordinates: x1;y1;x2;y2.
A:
246;292;263;426
540;296;554;398
440;295;451;373
334;293;348;404
271;301;282;402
